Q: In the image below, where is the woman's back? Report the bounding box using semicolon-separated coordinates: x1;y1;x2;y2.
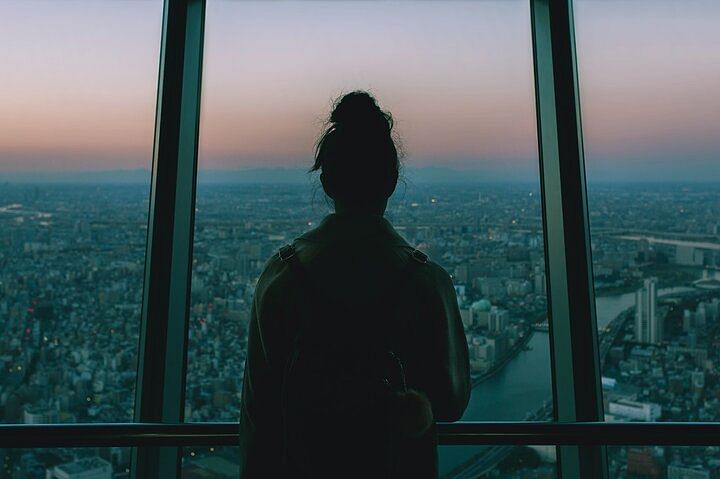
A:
240;214;470;478
239;91;470;478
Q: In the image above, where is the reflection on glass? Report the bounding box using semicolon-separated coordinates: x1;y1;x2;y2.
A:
189;0;549;476
0;0;162;430
0;447;131;479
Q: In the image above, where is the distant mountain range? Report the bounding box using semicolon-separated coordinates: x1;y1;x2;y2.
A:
0;166;536;184
1;166;717;184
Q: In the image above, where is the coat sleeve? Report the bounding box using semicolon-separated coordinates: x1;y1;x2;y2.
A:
239;259;288;478
422;265;471;422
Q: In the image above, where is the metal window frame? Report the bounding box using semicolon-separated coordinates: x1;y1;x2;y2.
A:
132;0;205;477
3;422;720;449
140;0;607;477
530;0;607;478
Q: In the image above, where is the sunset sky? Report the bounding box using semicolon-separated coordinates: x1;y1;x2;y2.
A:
0;0;718;181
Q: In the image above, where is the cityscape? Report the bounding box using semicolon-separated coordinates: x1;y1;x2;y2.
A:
0;179;719;478
2;0;718;476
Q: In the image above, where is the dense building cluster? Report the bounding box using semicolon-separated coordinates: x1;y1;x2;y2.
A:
0;185;147;429
590;186;720;478
0;181;718;478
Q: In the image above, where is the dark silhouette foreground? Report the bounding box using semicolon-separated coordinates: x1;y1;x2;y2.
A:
239;91;470;479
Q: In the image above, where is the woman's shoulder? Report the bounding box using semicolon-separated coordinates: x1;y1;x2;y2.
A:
253;251;294;308
254;242;455;309
254;242;325;303
413;256;456;299
377;246;456;305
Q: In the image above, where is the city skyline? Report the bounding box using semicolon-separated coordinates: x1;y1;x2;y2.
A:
0;0;718;181
2;164;720;185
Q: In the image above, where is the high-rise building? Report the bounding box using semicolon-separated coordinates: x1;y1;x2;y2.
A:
488;306;509;333
675;245;704;266
634;277;661;344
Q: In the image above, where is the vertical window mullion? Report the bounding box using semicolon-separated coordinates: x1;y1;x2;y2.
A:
133;0;205;478
530;0;607;478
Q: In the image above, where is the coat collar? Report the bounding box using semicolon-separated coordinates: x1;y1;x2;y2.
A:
298;213;411;248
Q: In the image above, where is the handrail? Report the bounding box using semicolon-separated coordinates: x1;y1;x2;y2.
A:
2;421;720;448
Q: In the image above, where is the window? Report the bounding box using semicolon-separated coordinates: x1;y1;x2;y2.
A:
575;0;720;475
0;0;162;429
188;0;553;475
4;1;717;478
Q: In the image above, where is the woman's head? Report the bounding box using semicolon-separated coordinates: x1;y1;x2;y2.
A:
312;91;400;213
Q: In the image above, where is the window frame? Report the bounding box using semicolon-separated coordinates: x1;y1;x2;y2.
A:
132;0;205;477
530;1;606;477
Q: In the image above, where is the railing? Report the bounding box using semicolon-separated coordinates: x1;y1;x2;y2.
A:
2;422;720;449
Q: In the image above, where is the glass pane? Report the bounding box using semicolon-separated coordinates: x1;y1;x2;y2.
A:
1;447;131;478
181;447;239;479
189;2;551;474
179;446;559;478
0;1;162;423
575;0;720;424
608;446;720;479
440;445;557;478
384;184;553;425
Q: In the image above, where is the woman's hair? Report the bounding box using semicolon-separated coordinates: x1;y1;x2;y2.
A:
312;91;399;205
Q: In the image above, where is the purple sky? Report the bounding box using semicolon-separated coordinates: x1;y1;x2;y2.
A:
0;0;718;181
575;0;720;181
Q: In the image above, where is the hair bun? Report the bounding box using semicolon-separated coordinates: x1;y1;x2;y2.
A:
330;91;391;131
311;90;400;203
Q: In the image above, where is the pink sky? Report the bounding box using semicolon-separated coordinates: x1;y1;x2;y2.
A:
0;0;718;180
198;1;537;172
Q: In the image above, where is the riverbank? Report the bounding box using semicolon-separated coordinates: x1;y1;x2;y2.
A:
469;287;697;391
442;287;704;478
471;329;534;387
440;332;552;476
598;287;708;367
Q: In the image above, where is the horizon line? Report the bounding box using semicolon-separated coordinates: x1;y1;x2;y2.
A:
0;166;718;185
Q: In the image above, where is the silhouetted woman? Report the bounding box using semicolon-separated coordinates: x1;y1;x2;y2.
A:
239;91;470;479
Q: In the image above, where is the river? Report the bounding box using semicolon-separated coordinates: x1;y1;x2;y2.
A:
438;286;697;475
439;332;552;474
